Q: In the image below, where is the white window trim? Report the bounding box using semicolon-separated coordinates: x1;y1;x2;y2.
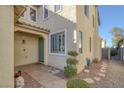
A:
43;5;49;20
54;5;62;13
49;29;67;56
29;6;38;23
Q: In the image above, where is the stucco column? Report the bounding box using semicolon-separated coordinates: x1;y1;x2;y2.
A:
108;48;111;60
120;48;123;61
0;6;14;87
123;48;124;61
44;35;48;65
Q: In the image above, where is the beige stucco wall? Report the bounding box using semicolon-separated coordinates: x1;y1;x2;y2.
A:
19;5;101;73
76;6;101;73
37;5;101;72
0;6;14;87
39;5;77;70
14;23;49;66
14;32;39;66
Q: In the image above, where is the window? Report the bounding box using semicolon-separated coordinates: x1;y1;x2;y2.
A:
93;15;94;28
54;5;61;13
84;5;89;18
79;31;83;53
44;5;48;19
89;37;91;52
30;8;36;21
51;32;65;54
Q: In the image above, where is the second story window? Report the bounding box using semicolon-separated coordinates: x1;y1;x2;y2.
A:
44;5;48;19
30;8;36;22
54;5;61;13
84;5;89;18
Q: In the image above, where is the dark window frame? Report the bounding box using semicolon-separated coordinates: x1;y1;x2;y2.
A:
44;5;48;19
50;32;65;54
30;7;37;22
84;5;89;18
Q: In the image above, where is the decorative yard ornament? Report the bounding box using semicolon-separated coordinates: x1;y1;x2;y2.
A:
15;70;25;88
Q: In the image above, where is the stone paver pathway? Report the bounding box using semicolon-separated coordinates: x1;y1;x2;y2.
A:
83;78;95;84
94;76;101;81
97;73;105;77
16;60;124;88
100;69;106;73
84;69;90;73
93;60;124;88
75;60;108;86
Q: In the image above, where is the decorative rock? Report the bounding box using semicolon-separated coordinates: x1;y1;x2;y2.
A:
101;65;107;67
101;67;107;69
84;69;90;73
100;69;106;73
83;78;95;84
51;70;60;74
94;76;101;81
48;70;51;73
101;64;107;66
97;73;105;77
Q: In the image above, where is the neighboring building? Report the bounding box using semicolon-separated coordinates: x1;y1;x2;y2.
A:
0;5;101;87
101;38;106;48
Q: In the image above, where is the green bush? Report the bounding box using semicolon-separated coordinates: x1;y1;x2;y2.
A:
93;58;98;63
64;67;77;78
66;58;78;65
67;79;90;88
64;51;78;78
111;50;118;56
68;51;78;57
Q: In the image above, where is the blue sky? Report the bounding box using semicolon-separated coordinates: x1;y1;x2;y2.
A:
98;5;124;47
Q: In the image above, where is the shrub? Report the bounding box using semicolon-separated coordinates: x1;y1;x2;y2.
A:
64;67;77;78
93;58;98;63
64;51;78;78
66;58;78;66
68;51;78;57
111;50;118;56
66;79;90;88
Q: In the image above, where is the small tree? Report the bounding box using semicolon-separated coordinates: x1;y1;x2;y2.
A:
64;51;78;78
110;27;124;48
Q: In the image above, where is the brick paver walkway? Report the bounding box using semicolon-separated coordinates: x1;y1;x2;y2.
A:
15;63;67;88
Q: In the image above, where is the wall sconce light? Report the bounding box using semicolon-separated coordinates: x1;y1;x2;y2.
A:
73;30;77;43
22;39;26;44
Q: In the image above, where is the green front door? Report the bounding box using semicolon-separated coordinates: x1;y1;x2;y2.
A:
39;37;44;63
